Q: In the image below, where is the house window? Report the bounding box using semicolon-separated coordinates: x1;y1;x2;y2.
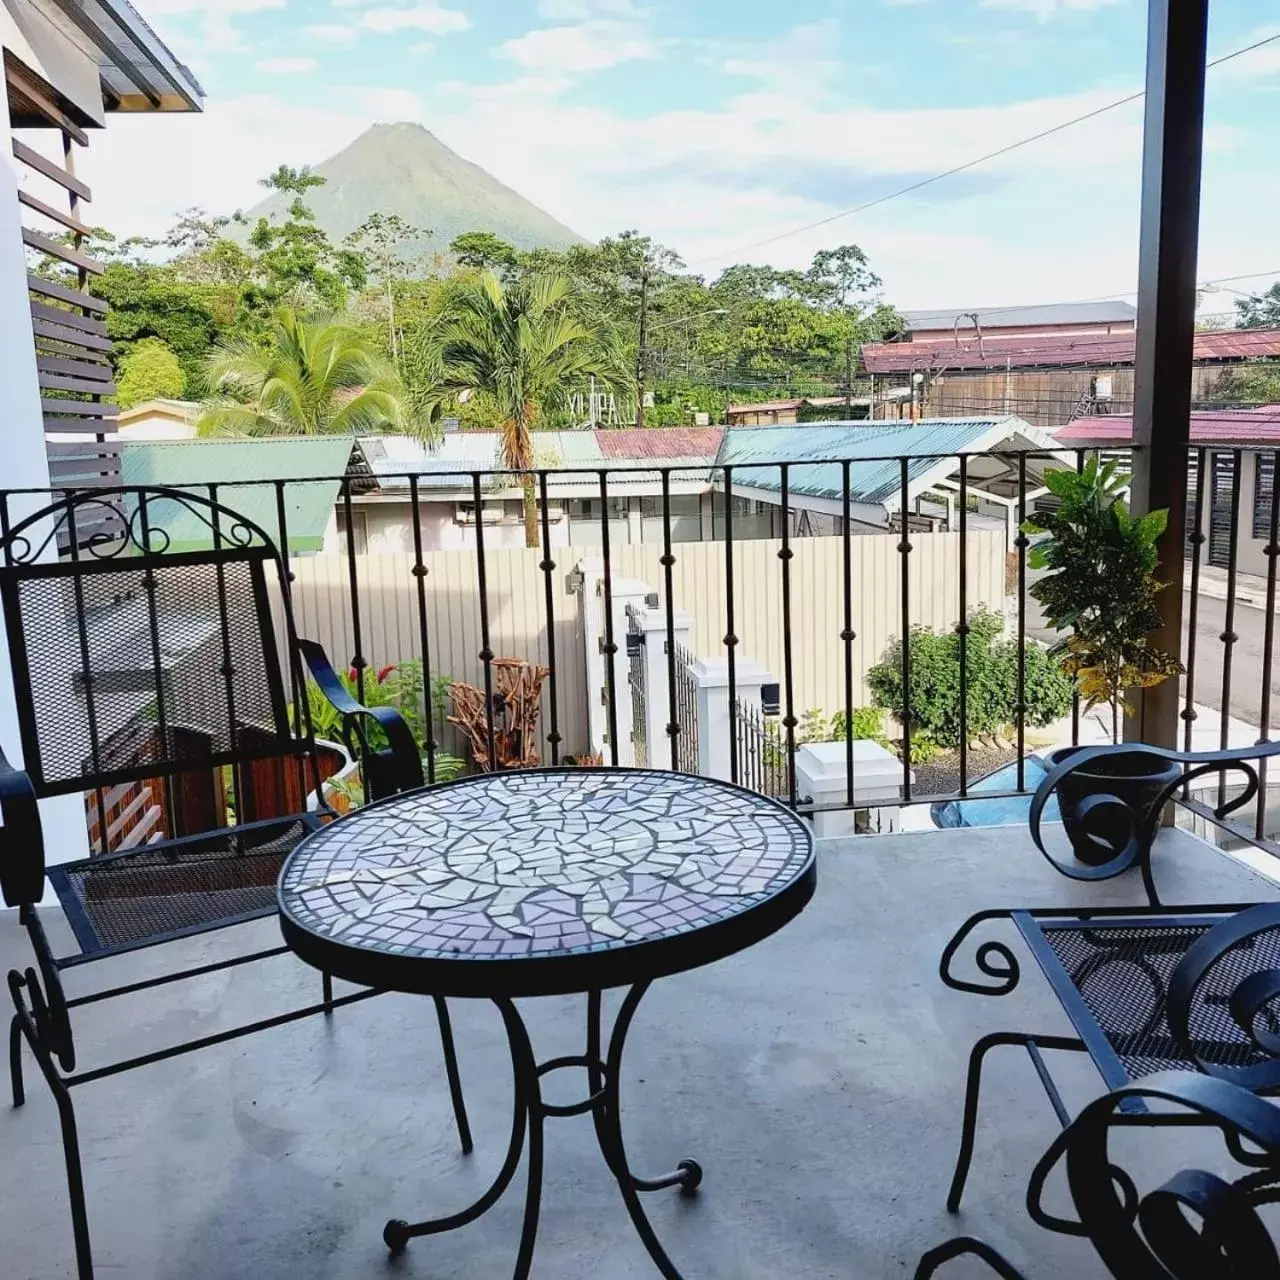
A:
1256;454;1275;541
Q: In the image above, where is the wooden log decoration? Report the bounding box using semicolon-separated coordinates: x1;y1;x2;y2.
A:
448;658;550;771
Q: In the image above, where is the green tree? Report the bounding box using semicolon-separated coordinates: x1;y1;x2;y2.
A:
346;213;430;366
1210;361;1280;406
116;338;185;408
1236;282;1280;330
244;166;366;319
412;272;629;544
450;231;519;273
198;308;408;437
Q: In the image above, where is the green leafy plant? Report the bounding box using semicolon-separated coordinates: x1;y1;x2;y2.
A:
1022;457;1183;742
302;660;464;785
867;607;1072;750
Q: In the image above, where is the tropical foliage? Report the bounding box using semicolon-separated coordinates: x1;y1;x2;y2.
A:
409;271;630;543
116;338;185;408
867;607;1073;750
1022;458;1183;741
198;308;409;437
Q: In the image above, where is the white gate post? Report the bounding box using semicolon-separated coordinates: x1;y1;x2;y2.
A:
577;557;652;764
691;656;772;783
632;604;692;769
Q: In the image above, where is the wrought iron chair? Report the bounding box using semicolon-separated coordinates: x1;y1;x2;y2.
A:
297;638;424;802
916;1070;1280;1278
0;487;470;1280
939;740;1280;1228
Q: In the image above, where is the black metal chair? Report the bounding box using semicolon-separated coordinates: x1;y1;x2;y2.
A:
917;1070;1280;1278
297;638;424;803
0;487;469;1280
939;740;1280;1230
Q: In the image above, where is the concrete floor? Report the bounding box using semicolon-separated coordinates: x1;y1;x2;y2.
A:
1;824;1275;1280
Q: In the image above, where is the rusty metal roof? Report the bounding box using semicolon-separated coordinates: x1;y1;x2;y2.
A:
861;327;1280;375
1057;407;1280;445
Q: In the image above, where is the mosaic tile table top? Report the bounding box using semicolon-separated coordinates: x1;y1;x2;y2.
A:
279;769;813;993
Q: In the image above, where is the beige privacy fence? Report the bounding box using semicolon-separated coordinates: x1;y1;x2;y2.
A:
284;530;1006;759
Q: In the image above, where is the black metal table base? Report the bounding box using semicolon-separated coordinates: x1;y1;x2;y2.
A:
384;981;702;1280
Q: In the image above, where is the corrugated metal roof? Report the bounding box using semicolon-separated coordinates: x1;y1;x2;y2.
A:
120;437;353;552
1058;407;1280;444
900;302;1136;331
596;428;723;461
861;327;1280;374
718;418;1031;504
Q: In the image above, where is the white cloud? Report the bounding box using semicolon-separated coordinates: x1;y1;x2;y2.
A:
358;4;470;34
306;23;359;42
498;19;655;72
255;56;320;74
979;0;1125;21
143;0;283;11
537;0;638;16
1215;26;1280;83
350;87;424;118
722;21;842;88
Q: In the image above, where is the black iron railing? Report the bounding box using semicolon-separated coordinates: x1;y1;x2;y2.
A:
2;440;1276;854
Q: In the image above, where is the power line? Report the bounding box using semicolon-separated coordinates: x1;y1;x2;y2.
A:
691;30;1280;267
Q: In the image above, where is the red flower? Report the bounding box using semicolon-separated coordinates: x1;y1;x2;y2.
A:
347;668;358;684
376;664;395;683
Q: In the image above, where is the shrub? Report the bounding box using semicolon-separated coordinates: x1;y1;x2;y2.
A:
116;337;185;408
866;607;1072;749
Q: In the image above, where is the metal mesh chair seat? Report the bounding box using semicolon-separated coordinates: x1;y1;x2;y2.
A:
1030;915;1280;1083
47;817;316;958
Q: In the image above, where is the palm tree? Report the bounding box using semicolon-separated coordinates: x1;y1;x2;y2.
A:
414;272;628;547
198;308;410;437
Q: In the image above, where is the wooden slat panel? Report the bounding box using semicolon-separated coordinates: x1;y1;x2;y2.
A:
38;371;118;396
13;139;91;200
32;317;113;353
18;189;92;238
28;274;107;314
44;414;117;434
47;457;121;481
22;228;103;276
30;300;108;336
5;58;91;144
40;398;115;418
47;440;121;457
37;353;112;379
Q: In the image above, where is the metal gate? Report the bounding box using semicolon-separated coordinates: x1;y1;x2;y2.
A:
628;613;647;768
673;642;699;774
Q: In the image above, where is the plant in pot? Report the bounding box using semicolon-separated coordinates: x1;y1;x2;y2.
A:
1022;457;1184;864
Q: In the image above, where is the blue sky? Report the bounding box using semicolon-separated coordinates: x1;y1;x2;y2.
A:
84;0;1280;313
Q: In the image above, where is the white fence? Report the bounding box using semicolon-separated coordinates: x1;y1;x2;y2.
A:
285;530;1007;760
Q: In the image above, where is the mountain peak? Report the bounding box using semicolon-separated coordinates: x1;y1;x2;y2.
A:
237;122;585;259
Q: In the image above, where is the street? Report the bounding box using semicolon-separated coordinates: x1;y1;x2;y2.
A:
1181;591;1280;731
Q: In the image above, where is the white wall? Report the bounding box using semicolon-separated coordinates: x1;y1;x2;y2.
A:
0;70;88;862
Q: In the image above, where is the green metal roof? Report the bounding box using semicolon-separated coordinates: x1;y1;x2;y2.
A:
120;438;355;552
717;419;1029;504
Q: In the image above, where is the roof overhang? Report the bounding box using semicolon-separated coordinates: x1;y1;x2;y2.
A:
27;0;203;115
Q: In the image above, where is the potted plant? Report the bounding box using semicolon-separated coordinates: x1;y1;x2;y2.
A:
1022;457;1184;863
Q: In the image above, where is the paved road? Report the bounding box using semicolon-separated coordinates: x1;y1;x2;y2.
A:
1026;577;1280;729
1182;591;1280;730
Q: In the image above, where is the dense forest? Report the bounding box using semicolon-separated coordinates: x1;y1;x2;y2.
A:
53;164;903;432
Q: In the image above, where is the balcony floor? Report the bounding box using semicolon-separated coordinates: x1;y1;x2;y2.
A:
1;823;1275;1279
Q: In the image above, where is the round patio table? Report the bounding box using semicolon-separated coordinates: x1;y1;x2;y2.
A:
278;767;815;1279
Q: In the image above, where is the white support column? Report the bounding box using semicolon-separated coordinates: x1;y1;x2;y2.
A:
0;86;87;865
577;558;652;764
633;604;692;769
795;740;915;839
691;656;771;783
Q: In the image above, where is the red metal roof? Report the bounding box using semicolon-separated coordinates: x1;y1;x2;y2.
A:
595;428;724;460
860;327;1280;374
1056;407;1280;444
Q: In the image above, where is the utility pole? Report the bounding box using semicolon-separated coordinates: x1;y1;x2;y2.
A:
845;333;854;417
635;259;650;429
